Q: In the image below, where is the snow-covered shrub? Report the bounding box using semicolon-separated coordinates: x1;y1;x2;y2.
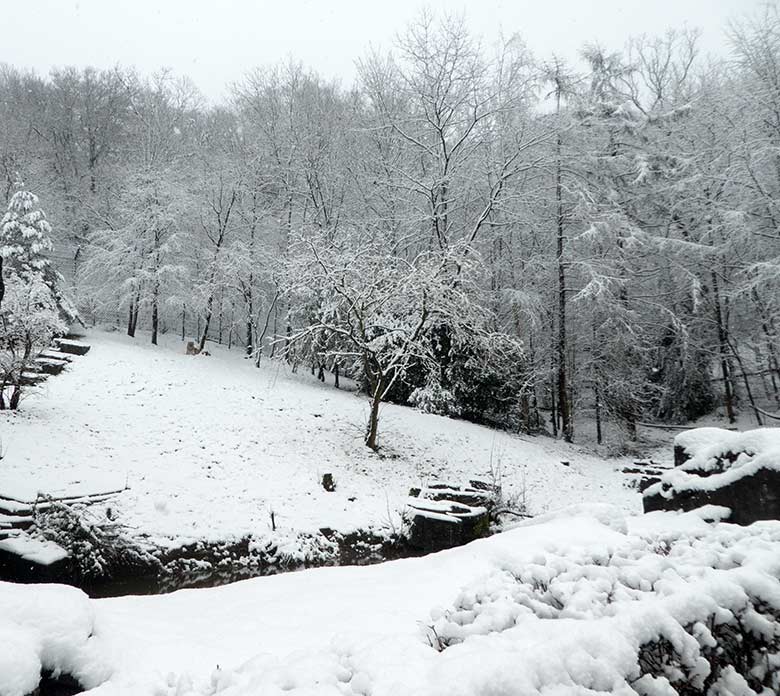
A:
433;328;528;429
31;500;162;582
402;324;529;431
0;274;67;409
408;378;460;416
423;519;780;694
651;323;716;423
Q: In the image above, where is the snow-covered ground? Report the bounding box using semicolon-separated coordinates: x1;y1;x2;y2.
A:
0;329;641;547
2;507;779;696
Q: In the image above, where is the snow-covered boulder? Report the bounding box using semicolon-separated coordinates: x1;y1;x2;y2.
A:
672;426;740;467
644;427;780;524
0;582;104;696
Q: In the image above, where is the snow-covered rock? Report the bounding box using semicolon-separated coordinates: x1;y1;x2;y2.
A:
644;428;780;524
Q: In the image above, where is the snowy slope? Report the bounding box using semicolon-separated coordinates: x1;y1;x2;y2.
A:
0;329;640;546
1;508;778;696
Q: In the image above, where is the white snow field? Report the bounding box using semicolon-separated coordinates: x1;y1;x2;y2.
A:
0;329;640;547
1;507;779;696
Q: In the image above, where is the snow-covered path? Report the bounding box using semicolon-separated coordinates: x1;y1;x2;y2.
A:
0;330;640;545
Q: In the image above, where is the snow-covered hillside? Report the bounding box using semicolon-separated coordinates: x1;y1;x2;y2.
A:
2;507;779;696
0;330;640;547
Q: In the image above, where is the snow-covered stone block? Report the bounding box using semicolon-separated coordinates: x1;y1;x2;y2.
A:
407;492;490;552
53;338;91;355
644;427;780;524
32;357;67;375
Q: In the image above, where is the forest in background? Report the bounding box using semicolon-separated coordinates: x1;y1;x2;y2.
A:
0;6;779;448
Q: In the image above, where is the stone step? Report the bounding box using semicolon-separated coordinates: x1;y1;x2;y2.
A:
33;357;67;375
409;483;497;510
621;466;667;477
20;371;48;386
0;490;123;516
0;512;33;526
52;338;90;355
40;350;73;363
0;534;68;566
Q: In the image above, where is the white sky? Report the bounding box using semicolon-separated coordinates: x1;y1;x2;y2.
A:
4;0;762;103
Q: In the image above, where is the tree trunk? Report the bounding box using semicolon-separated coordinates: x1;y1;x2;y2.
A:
554;83;573;443
752;290;780;403
217;290;224;345
730;340;764;426
198;295;214;353
9;384;21;410
245;277;254;356
151;284;159;346
246;317;254;357
127;293;140;338
556;239;572;442
365;380;384;451
0;256;4;311
711;271;736;424
228;303;234;350
130;304;139;337
269;303;278;358
520;393;530;433
595;381;602;445
127;302;134;337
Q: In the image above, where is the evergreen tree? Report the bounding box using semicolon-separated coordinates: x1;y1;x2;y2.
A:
0;189;75;319
0;189;72;408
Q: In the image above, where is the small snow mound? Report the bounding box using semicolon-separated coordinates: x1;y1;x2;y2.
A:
690;504;732;522
517;503;628;535
674;427;740;456
0;582;105;696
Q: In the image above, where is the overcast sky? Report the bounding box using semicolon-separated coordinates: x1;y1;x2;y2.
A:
4;0;762;102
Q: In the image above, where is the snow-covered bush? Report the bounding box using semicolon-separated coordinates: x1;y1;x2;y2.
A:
423;518;780;694
31;500;162;582
651;323;716;423
433;328;528;429
408;377;460;416
0;274;67;407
